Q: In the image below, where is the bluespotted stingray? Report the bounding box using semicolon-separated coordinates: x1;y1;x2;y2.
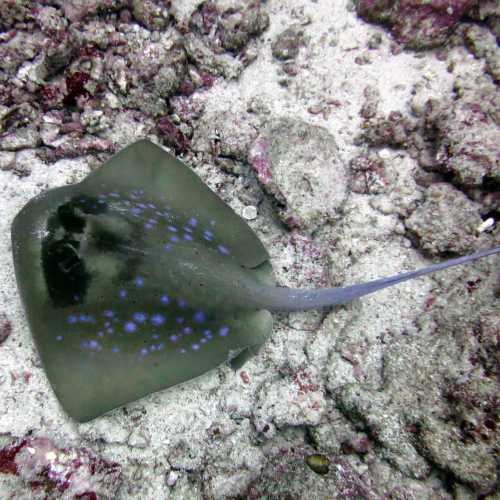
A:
11;139;500;422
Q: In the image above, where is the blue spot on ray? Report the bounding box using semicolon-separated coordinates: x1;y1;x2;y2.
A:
193;311;206;323
151;313;166;326
124;321;137;333
133;312;147;323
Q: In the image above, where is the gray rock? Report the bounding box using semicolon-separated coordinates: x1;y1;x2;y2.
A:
417;417;497;494
272;25;304;60
132;0;170;31
336;384;431;479
432;77;500;187
216;0;269;53
0;127;40;151
127;428;151;448
36;6;68;35
405;183;485;255
183;33;243;79
254;371;326;428
249;118;350;231
0;151;15;170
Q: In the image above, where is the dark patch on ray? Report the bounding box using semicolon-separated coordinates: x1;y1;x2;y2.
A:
11;139;500;422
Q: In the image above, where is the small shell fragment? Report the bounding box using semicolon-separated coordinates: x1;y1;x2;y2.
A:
476;218;495;234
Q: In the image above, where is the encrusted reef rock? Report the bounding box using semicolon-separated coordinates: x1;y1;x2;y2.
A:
430;76;500;189
405;183;487;255
356;0;477;49
249;118;350;231
0;437;121;498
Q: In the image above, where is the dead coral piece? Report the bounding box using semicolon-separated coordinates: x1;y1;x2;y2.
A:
217;1;269;54
356;0;476;49
38;136;114;163
190;1;269;54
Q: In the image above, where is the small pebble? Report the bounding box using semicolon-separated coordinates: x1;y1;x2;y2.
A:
166;470;179;487
305;454;330;475
242;205;258;220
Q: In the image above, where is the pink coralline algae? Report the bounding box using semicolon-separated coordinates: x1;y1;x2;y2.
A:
64;71;91;105
357;0;477;49
0;437;121;497
157;116;189;154
248;138;272;185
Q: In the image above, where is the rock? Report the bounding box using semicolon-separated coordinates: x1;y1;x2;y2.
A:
305;454;329;475
0;127;40;151
337;384;431;479
350;152;389;195
417;417;497;493
356;0;476;49
272;25;305;61
248;118;350;231
132;0;170;31
0;437;121;497
183;33;243;80
404;183;485;255
0;314;12;345
216;0;269;53
127;428;151;448
0;151;15;170
254;370;326;428
431;77;500;187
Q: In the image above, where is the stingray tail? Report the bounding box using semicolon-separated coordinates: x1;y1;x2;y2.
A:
256;246;500;312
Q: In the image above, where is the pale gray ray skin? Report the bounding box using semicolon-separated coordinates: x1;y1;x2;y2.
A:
11;139;500;421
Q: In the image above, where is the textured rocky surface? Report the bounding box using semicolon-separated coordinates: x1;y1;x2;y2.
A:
1;0;499;498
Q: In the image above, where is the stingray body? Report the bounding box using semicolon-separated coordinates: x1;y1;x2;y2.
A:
11;140;500;421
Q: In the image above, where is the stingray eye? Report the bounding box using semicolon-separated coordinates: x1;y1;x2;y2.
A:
54;242;82;275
